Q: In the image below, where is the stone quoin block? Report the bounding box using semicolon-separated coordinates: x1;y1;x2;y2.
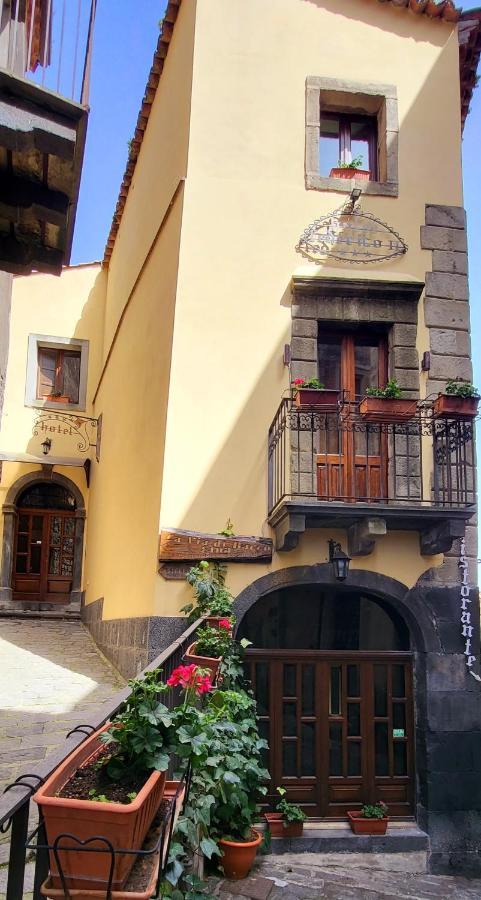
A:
391;323;417;347
428;329;471;357
428;354;473;382
425;205;466;230
290;360;318;382
424;299;469;330
432;250;468;275
425;272;469;302
420;226;468;253
291;318;318;338
290;336;317;361
392;346;419;370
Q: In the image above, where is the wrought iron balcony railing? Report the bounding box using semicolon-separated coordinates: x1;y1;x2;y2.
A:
0;0;97;104
268;396;476;516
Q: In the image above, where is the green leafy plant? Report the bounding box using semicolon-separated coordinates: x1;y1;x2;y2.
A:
445;379;479;399
194;623;233;659
365;379;402;399
274;787;307;825
292;377;325;391
182;561;234;620
359;800;388;819
88;789;109;803
99;668;174;780
337;154;364;170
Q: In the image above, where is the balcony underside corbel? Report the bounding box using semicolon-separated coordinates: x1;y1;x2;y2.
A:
348;518;387;557
420;518;466;556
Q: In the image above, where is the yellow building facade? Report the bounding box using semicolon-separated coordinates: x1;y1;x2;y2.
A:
1;0;481;875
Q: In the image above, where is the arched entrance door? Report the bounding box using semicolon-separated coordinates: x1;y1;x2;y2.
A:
238;585;414;818
12;482;77;604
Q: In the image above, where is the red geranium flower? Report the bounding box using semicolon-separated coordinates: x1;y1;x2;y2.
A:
167;664;213;695
218;618;232;631
293;378;305;386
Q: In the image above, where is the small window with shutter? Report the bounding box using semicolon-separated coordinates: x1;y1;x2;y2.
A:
26;335;89;410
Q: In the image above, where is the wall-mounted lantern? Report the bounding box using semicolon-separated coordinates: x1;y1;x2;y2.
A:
328;539;351;582
41;437;52;456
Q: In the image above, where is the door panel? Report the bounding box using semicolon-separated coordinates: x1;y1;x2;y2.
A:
317;332;388;502
246;652;414;818
13;509;75;603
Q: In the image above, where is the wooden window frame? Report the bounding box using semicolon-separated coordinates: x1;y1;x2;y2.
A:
25;334;89;412
36;347;81;403
319;112;378;181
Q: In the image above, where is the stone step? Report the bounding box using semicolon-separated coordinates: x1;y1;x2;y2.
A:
263;822;429;873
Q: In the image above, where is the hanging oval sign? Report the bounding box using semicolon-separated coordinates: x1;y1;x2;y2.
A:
296;203;407;265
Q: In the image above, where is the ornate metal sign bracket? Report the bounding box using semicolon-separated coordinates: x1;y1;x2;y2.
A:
32;411;98;454
296;196;407;265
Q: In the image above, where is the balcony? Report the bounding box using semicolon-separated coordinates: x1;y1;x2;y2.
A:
268;396;476;556
0;0;97;274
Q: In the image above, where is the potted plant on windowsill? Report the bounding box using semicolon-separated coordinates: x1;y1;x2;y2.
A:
292;377;339;410
359;380;417;424
184;622;233;680
433;379;480;420
347;801;389;835
33;668;182;893
46;390;71;403
329;154;371;182
264;787;307;838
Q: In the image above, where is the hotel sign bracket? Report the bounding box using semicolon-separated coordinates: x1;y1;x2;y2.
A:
32;411;99;454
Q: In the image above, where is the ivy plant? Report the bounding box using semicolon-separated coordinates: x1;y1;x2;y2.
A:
359;800;388;819
182;562;234;620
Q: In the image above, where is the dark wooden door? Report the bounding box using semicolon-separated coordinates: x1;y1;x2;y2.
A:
13;509;76;603
316;332;388;502
246;651;414;818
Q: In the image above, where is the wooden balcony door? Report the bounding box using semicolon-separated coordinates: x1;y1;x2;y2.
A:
247;651;414;818
13;509;76;603
316;331;388;501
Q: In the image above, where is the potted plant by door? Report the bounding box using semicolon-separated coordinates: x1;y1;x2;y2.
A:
264;787;307;838
184;621;233;680
360;380;417;424
433;379;480;420
329;154;371;182
292;377;339;410
347;801;389;835
34;669;175;892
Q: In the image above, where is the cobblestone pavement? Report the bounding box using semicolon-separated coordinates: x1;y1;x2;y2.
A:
0;617;124;872
211;855;481;899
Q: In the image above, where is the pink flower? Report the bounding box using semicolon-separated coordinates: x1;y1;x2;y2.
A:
167;663;213;695
293;378;305;386
218;618;232;631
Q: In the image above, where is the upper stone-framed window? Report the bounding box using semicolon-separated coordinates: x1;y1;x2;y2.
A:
306;76;399;197
25;334;89;412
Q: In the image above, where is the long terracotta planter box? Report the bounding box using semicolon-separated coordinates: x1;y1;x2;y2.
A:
347;811;388;835
359;397;417;424
329;167;371;181
294;388;339;411
34;724;166;892
184;642;221;680
40;781;186;900
264;812;303;838
433;394;479;420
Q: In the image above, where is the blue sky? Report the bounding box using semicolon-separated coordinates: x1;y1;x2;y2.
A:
72;2;480;394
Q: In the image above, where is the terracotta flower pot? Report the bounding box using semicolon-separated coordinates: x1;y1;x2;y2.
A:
46;395;71;403
184;642;221;680
329;167;371;181
347;811;388;835
264;812;303;838
205;616;233;633
359;397;417;424
433;394;479;420
294;388;339;411
33;725;166;892
218;829;262;880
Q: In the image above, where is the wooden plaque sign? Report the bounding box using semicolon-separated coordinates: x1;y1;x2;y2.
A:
158;527;273;564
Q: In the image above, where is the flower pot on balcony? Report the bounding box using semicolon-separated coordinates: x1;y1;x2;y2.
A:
33;725;166;892
183;642;221;680
264;812;304;838
433;394;479;420
218;829;262;880
329;167;371;181
359;397;417;424
294;388;339;411
347;811;388;835
46;394;70;403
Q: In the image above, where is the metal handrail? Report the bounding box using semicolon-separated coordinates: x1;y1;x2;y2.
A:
0;615;205;900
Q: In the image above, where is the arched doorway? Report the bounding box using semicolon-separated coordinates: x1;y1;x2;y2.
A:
237;584;414;819
0;472;86;608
